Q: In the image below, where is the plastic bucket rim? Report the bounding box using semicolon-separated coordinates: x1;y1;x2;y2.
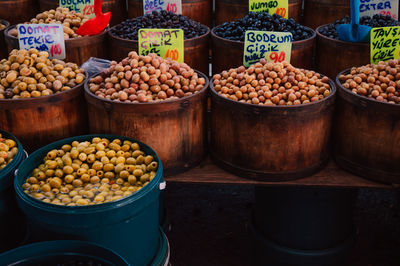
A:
14;134;164;214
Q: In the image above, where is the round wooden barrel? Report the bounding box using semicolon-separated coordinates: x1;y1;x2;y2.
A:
38;0;127;26
211;26;316;75
315;25;369;80
0;0;39;25
127;0;212;28
4;26;108;66
84;71;209;176
0;19;10;60
0;75;89;153
303;0;350;30
209;78;336;180
215;0;302;26
334;69;400;184
108;27;210;75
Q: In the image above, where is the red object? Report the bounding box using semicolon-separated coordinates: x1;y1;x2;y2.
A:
76;0;111;36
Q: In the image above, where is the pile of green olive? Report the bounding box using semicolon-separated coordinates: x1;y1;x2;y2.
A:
22;138;158;206
0;133;18;170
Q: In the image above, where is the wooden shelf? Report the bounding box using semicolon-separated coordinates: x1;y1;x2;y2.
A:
166;158;395;189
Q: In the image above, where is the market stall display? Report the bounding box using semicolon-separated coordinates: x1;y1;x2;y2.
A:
334;60;400;184
108;11;210;74
38;0;127;26
316;14;400;79
85;52;208;175
128;0;212;28
212;12;315;74
14;134;164;265
210;59;336;180
4;7;108;66
0;49;88;152
215;0;302;26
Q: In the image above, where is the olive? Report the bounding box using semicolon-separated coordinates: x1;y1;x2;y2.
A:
0;134;17;170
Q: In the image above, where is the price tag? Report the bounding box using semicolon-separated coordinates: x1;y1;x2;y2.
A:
249;0;288;18
138;28;184;62
370;26;400;64
359;0;398;20
59;0;95;17
243;30;292;67
143;0;182;15
17;24;66;59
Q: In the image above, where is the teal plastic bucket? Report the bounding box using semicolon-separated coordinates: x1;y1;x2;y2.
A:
14;134;165;266
0;130;27;252
0;240;129;265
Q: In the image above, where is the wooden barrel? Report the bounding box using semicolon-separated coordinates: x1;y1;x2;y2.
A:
215;0;302;26
84;71;209;176
0;76;89;153
0;19;10;60
4;26;108;66
108;27;210;75
303;0;350;30
38;0;127;26
0;0;39;25
315;25;369;80
334;69;400;184
209;78;336;180
211;26;316;75
127;0;212;28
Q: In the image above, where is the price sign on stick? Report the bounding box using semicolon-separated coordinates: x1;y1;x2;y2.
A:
143;0;182;15
139;28;184;62
370;26;400;64
17;24;66;59
249;0;288;18
60;0;95;17
359;0;398;20
243;30;292;67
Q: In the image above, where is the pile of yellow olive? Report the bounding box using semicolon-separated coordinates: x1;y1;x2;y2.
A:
0;133;18;170
22;138;158;206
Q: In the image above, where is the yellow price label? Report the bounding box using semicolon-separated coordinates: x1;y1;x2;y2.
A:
138;28;184;63
370;26;400;64
249;0;288;18
243;30;292;67
59;0;95;18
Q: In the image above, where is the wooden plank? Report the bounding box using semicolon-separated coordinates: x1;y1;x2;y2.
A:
166;158;395;189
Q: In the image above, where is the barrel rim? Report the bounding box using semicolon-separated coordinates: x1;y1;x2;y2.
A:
0;19;10;29
211;24;316;45
336;68;400;108
209;75;336;110
4;25;109;43
0;70;88;105
14;134;164;212
316;24;370;47
107;23;211;44
84;70;209;106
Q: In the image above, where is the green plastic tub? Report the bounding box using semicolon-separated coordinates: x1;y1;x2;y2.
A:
0;240;129;265
14;134;165;266
0;130;27;252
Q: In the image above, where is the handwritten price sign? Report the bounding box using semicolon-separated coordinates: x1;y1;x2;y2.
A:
143;0;182;14
60;0;95;17
370;26;400;64
359;0;398;20
249;0;288;18
243;30;292;67
139;28;184;62
17;24;66;59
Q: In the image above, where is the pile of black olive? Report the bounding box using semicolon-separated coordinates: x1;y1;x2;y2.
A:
318;14;400;40
109;10;208;40
214;12;313;42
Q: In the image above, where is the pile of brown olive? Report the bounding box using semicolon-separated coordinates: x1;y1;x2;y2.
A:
89;52;206;102
9;7;89;39
22;137;158;206
0;23;6;30
0;49;86;99
213;59;331;105
0;133;18;170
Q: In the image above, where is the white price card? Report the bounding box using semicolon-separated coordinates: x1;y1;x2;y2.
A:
143;0;182;15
